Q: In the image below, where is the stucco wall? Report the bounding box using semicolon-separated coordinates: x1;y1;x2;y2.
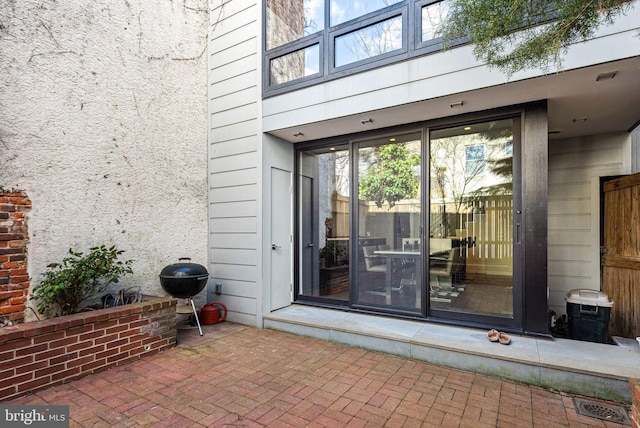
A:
0;0;209;317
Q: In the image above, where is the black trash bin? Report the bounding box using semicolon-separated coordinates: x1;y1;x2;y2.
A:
564;289;613;343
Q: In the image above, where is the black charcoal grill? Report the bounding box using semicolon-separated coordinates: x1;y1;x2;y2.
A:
159;258;208;335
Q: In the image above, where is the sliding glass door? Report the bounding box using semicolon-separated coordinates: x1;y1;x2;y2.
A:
296;114;522;326
298;145;351;301
428;119;517;319
353;132;423;313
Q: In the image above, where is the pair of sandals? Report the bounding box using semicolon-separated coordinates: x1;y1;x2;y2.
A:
486;329;511;345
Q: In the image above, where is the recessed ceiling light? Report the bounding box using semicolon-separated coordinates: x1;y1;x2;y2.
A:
361;118;373;124
329;147;336;151
450;101;464;108
389;138;396;142
549;130;562;135
464;126;471;131
573;117;588;123
596;71;617;81
293;132;304;137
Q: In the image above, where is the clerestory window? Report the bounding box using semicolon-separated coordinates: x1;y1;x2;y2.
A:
264;0;454;96
330;0;404;26
266;0;324;50
334;14;404;68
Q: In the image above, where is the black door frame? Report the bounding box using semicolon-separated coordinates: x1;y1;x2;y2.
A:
293;102;549;336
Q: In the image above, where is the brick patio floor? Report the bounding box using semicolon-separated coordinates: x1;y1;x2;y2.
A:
7;322;630;427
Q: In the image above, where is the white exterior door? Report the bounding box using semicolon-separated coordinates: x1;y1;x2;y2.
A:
270;167;292;311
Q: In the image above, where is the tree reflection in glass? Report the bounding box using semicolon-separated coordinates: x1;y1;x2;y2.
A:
270;44;320;85
421;0;450;42
335;15;402;67
330;0;403;26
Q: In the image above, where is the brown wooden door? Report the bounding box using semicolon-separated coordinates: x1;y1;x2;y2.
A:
602;172;640;338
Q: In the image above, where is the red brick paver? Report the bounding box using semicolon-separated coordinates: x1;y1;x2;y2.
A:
7;322;630;427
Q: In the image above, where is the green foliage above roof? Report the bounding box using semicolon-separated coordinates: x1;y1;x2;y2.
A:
440;0;636;75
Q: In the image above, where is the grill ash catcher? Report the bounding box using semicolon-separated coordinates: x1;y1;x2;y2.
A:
159;258;209;335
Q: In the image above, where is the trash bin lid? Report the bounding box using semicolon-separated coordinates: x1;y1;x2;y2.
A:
564;289;613;307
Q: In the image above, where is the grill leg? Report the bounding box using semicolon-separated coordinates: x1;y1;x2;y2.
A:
190;298;203;336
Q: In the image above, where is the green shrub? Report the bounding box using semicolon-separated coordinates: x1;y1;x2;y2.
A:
31;245;133;317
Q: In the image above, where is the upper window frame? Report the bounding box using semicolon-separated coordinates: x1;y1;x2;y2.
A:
415;0;451;52
264;0;459;97
329;7;408;74
265;35;325;91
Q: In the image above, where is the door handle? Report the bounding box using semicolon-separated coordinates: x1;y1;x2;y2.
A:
271;244;281;250
307;242;314;247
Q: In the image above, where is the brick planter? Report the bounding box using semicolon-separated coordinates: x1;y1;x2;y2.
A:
0;296;177;401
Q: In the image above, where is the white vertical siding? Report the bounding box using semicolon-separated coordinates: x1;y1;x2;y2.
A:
547;133;630;316
208;0;261;326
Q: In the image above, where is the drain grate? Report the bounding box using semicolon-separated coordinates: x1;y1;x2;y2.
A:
573;397;631;425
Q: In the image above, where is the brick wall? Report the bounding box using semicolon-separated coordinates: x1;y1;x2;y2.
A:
0;190;31;323
631;379;640;428
0;296;177;401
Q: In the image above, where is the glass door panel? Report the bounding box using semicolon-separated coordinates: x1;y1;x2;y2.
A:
298;146;350;301
429;119;514;317
354;132;422;312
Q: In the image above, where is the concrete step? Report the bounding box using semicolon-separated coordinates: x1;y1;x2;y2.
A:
264;305;640;403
